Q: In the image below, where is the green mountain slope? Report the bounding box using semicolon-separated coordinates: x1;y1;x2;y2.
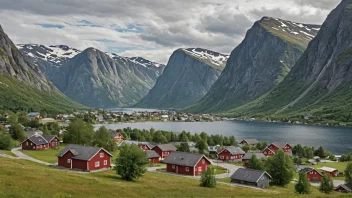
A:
221;0;352;123
0;25;85;114
184;17;320;113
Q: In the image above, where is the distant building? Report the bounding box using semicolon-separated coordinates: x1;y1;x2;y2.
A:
242;152;267;167
163;151;212;176
262;142;292;156
335;184;352;193
152;143;177;160
240;139;259;145
217;146;245;162
318;167;339;177
300;167;323;182
146;150;160;164
57;144;112;171
27;112;42;119
230;168;271;188
21;135;60;150
110;131;125;142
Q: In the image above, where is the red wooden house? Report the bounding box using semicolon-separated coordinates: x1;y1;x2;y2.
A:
300;167;323;182
217;146;245;162
146;150;160;164
334;184;352;193
57;144;113;172
262;142;292;156
240;139;259;145
138;142;155;151
163;151;212;176
110;131;125;142
152;143;177;160
20;135;60;150
319;167;339;177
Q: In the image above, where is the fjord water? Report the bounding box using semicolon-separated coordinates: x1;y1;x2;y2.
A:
97;120;352;155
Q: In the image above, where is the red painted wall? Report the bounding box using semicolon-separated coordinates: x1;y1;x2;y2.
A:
58;150;74;169
324;170;338;177
262;148;275;156
166;156;211;176
152;146;175;159
87;150;111;171
48;137;60;149
148;157;160;164
306;170;322;182
217;149;243;161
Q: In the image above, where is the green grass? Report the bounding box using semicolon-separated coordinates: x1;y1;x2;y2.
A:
210;165;228;175
110;149;120;164
20;145;66;163
0;150;16;157
302;161;349;181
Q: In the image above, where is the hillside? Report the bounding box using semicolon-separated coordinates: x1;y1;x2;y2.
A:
0;25;84;114
185;17;320;113
221;0;352;123
134;48;228;109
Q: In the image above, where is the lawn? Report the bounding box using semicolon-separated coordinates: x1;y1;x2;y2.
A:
20;145;66;163
0;150;16;157
303;161;350;180
210;165;228;175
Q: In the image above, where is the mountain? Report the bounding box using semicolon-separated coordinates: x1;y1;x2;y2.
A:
0;25;84;113
222;0;352;121
47;48;159;108
134;48;228;109
185;17;320;113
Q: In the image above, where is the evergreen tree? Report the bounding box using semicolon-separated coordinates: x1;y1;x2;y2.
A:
295;172;310;194
63;119;94;145
265;150;294;186
196;140;208;154
93;126;116;152
200;167;216;188
248;155;264;170
115;144;148;181
178;142;190;152
242;144;250;152
345;162;352;185
314;146;326;158
319;172;334;194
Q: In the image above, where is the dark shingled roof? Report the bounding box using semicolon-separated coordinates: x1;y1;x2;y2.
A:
230;168;272;183
272;142;289;149
163;151;211;167
242;152;267;160
146;150;160;159
56;144;112;161
155;143;177;151
28;135;48;145
335;184;352;192
242;139;259;145
219;146;245;155
43;135;57;142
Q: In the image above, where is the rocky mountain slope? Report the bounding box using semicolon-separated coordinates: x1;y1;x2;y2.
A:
185;17;320;113
0;26;84;113
134;48;228;109
47;48;157;108
222;0;352;120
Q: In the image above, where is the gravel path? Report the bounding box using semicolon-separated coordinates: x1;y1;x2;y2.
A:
11;147;54;166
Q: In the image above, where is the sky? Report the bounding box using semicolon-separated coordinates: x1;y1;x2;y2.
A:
0;0;341;64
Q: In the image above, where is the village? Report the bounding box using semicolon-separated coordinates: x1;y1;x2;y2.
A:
0;111;352;197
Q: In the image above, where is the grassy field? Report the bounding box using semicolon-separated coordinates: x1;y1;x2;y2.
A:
20;145;66;163
211;165;228;174
303;161;349;181
0;150;16;157
1;158;351;198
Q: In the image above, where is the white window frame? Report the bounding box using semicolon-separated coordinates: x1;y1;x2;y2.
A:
186;167;189;172
104;160;107;165
100;153;104;158
95;161;100;167
67;159;71;163
198;167;202;171
26;142;28;146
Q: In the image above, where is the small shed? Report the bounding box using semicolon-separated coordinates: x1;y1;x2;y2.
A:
230;168;271;188
335;184;352;193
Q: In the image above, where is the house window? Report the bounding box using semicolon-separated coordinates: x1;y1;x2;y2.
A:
172;165;175;169
220;156;224;159
198;167;202;171
186;167;189;172
95;161;100;167
26;142;28;146
67;159;71;163
31;143;33;146
202;159;205;164
104;160;107;165
100;153;104;158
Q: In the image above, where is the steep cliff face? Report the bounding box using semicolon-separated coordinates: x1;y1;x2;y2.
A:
134;48;228;109
0;25;84;113
48;48;154;108
224;0;352;118
185;17;320;113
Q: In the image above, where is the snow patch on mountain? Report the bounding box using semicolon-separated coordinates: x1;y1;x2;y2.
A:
183;48;229;68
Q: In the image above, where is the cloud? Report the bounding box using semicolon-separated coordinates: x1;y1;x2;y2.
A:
0;0;341;64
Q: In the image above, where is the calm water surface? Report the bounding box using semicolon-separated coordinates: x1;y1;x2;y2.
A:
96;120;352;155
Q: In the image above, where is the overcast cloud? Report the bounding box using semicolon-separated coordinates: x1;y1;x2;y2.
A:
0;0;341;64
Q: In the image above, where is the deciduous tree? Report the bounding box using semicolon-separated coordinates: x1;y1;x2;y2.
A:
265;150;294;186
295;172;310;194
63;119;94;145
248;155;264;170
200;167;216;188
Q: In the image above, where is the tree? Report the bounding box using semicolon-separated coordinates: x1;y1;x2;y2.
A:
63;119;94;145
248;155;264;170
319;172;334;194
9;122;26;141
242;144;250;152
196;140;208;154
265;150;294;186
115;144;148;181
93;126;116;152
178;142;190;152
345;162;352;185
200;167;216;188
295;172;310;194
0;133;12;150
314;146;326;158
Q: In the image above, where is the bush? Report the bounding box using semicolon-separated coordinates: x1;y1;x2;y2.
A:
0;133;12;150
200;167;216;188
319;172;334;194
295;172;310;194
